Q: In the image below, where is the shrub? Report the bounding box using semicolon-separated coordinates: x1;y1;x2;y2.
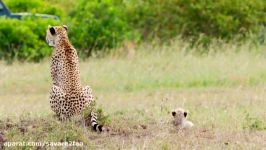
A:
125;0;266;43
4;0;64;18
124;0;182;41
1;0;265;62
0;17;58;62
69;0;131;57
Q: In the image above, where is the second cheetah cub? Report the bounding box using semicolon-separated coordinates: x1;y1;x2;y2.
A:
171;108;194;130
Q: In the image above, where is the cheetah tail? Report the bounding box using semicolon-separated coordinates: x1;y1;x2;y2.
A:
90;111;105;132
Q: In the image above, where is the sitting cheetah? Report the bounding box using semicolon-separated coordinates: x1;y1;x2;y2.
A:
171;108;194;130
46;25;104;132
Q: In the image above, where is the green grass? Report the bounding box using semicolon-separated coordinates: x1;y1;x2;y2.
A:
0;41;266;149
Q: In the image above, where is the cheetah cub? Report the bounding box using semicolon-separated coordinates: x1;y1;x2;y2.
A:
171;108;194;130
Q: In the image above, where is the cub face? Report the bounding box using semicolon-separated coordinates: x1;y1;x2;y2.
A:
172;108;187;120
46;25;68;47
171;107;194;129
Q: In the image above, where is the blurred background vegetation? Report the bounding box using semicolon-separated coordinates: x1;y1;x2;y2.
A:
0;0;265;62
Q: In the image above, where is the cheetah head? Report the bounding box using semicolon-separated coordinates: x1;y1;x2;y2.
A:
46;25;68;47
171;107;194;129
172;108;187;122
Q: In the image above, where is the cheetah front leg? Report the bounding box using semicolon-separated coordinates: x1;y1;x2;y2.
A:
50;85;68;120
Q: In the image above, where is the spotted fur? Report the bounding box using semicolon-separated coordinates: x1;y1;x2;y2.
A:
46;25;103;131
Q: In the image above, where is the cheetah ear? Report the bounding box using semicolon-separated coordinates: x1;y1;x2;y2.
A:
172;111;176;116
49;26;56;35
63;25;68;31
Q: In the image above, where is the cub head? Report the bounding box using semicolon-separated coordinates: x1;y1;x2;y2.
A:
172;107;194;129
172;108;188;120
46;25;68;47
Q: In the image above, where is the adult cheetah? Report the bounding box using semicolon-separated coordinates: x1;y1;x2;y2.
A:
46;25;104;132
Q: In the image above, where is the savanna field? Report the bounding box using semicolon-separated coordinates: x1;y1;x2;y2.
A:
0;0;266;149
1;41;266;149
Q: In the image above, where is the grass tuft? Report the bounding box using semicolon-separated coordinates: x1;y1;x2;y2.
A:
243;111;266;131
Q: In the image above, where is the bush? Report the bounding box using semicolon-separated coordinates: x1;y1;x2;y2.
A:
69;0;131;57
126;0;266;43
124;0;182;41
0;17;58;62
0;0;265;62
5;0;64;18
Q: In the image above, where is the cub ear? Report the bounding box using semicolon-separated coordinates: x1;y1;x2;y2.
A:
49;26;56;35
172;111;176;116
63;25;68;31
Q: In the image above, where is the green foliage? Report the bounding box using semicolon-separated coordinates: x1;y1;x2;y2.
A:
180;0;265;43
243;111;266;131
0;0;265;62
126;0;266;43
161;143;170;150
0;17;58;62
0;0;62;62
69;0;131;57
81;101;111;125
5;0;64;18
95;107;111;125
124;0;182;41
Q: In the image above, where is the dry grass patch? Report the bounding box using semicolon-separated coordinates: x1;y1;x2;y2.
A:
0;42;266;149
